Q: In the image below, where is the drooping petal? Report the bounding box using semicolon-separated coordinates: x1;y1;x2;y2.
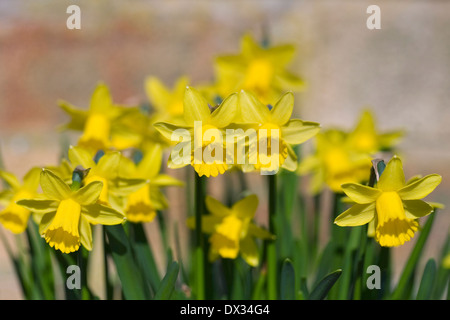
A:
40;169;71;201
341;183;381;204
397;174;442;200
334;203;375;227
377;156;405;192
79;216;93;251
270;92;294;126
403;199;434;219
281;120;320;145
240;236;259;267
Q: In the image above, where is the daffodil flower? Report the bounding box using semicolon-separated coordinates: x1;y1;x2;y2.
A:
238;90;320;173
67;146;146;211
334;156;442;247
118;144;183;223
59;83;134;152
145;76;189;122
347;110;403;154
0;167;41;233
298;129;372;194
213;34;305;104
17;169;125;253
187;194;274;267
154;86;238;177
298;110;402;194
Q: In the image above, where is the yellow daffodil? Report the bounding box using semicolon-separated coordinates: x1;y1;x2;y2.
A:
145;76;189;122
59;83;134;152
0;167;41;233
17;169;125;253
347;110;403;154
334;156;442;247
187;194;273;267
213;34;305;104
298;110;402;194
118;144;183;223
298;129;372;194
67;146;146;211
154;86;238;178
238;90;320;173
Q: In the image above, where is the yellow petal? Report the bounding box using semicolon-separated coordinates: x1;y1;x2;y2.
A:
82;203;125;225
68;146;96;170
238;90;271;124
233;194;258;220
73;180;103;206
240;236;259;267
208;93;238;128
270;92;294;126
40;169;71;201
341;183;381;204
0;170;21;190
205;196;232;217
96;152;121;179
403;199;434;219
281;120;320;145
89;83;113;114
186;215;222;234
334;203;375;227
183;86;211;125
397;174;442;200
377;156;405;192
137;144;163;179
79;216;93;251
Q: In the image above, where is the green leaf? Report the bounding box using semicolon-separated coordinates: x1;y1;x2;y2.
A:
104;224;148;300
308;269;342;300
416;259;436;300
280;259;296;300
154;261;180;300
128;223;161;294
391;212;436;300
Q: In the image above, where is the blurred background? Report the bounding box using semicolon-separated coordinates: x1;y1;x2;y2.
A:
0;0;449;299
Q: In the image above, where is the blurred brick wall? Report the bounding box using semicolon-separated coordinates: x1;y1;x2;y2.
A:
0;0;449;299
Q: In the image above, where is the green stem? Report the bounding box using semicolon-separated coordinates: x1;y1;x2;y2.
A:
194;173;206;300
267;173;277;300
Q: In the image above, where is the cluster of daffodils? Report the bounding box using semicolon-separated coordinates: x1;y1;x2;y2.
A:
154;88;320;177
0;32;444;269
298;110;403;194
